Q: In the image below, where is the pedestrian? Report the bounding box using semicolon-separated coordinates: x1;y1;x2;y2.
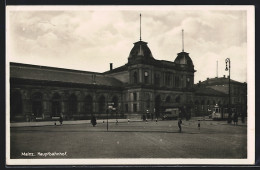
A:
31;113;35;122
142;114;146;121
91;116;97;127
178;118;182;133
198;120;200;130
227;113;232;124
241;112;245;123
128;119;130;124
233;112;238;126
59;115;63;125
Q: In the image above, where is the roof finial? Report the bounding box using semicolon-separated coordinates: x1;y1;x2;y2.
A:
140;13;142;41
216;60;218;78
182;29;184;52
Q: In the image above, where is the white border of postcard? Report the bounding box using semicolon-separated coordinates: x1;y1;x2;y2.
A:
6;5;255;165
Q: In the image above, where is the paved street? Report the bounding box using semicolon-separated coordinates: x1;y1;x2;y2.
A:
10;119;247;159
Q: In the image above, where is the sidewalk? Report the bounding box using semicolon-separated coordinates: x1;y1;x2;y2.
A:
10;118;142;127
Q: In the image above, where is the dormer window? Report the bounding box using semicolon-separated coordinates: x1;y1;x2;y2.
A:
187;77;191;88
144;71;149;84
133;71;138;84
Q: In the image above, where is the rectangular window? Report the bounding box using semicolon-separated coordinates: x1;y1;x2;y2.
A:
175;76;180;87
125;104;128;112
133;92;137;101
165;72;171;86
133;104;137;112
154;73;160;86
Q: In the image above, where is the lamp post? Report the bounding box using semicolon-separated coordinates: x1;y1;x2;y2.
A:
107;102;114;131
225;58;231;123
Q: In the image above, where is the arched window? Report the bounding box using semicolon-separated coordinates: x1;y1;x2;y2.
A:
10;90;23;119
112;96;119;108
145;93;150;110
98;95;105;114
133;71;138;84
201;100;205;111
186;77;191;88
175;96;181;103
155;95;161;115
144;71;149;84
32;92;43;117
166;96;171;103
68;94;77;116
52;93;61;117
84;95;93;115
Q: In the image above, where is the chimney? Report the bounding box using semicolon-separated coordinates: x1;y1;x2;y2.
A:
110;63;113;71
207;77;209;80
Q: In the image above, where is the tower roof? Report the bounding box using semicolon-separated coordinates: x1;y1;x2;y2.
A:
128;40;154;64
174;51;194;66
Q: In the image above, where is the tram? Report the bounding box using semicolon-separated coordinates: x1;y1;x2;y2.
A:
161;108;179;120
211;104;231;120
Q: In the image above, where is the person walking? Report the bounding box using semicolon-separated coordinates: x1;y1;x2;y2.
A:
178;118;182;133
91;116;97;127
233;112;238;126
241;112;245;123
142;114;146;121
198;120;200;130
59;115;63;125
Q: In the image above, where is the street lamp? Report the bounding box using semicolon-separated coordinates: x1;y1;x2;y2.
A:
225;58;231;123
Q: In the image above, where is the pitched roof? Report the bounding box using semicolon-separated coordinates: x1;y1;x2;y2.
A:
103;65;128;74
198;77;245;85
10;62;123;87
195;87;226;96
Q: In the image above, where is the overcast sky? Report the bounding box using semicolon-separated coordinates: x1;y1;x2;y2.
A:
7;6;248;83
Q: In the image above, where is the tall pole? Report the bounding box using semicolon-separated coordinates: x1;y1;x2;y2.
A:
225;58;231;123
107;108;109;131
216;60;218;78
140;13;142;41
182;29;184;52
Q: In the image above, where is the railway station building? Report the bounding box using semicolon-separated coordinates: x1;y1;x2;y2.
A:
9;37;247;122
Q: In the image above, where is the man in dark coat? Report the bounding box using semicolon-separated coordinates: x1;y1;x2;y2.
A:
233;113;238;126
59;116;63;125
178;118;182;133
91;116;97;127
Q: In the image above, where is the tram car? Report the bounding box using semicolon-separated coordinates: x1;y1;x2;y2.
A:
211;104;230;120
162;108;179;120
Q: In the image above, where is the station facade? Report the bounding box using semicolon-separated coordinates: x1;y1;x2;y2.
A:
10;38;247;122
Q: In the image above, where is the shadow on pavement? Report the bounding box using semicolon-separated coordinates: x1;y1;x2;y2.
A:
11;128;204;134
